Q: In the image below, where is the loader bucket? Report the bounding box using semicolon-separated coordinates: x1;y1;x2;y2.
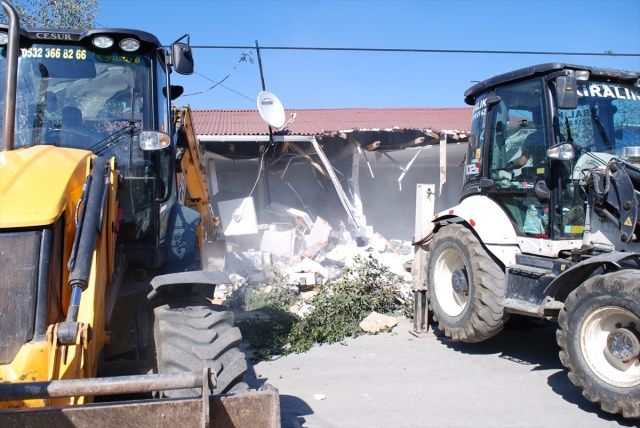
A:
0;370;280;428
0;388;280;428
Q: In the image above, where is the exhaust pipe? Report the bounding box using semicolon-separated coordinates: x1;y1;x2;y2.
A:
2;0;19;151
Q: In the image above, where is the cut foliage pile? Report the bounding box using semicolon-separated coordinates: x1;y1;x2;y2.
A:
232;256;410;361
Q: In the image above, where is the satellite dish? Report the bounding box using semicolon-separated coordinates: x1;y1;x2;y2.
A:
257;91;286;129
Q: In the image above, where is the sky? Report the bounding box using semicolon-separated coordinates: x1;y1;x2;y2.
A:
93;0;639;110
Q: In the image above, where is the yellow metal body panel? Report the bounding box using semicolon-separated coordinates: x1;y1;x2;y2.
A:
0;149;118;408
0;146;92;228
0;341;51;408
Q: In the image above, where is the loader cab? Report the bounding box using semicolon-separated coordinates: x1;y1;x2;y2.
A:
462;63;640;243
0;26;193;268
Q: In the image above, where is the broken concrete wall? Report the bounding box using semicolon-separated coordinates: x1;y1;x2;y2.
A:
206;150;352;283
203;134;465;295
356;143;466;241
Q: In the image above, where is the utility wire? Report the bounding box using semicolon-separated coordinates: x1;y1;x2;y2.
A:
182;50;254;97
219;83;255;103
189;45;640;57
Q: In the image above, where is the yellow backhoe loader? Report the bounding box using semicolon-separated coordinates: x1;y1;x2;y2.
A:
0;1;279;425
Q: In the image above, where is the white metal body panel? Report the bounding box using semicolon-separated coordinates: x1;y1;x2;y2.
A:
485;244;520;267
589;215;640;253
516;236;583;258
436;195;518;244
435;195;583;264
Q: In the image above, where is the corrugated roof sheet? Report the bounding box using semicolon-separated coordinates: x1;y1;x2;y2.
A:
192;107;472;136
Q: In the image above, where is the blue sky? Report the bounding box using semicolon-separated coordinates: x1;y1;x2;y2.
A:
97;0;640;109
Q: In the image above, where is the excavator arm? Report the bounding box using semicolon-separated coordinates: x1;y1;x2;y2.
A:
174;106;220;247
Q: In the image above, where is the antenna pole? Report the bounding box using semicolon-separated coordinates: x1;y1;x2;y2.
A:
255;40;273;205
255;40;267;91
255;40;274;142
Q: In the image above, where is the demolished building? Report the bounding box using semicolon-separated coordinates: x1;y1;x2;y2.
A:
192;107;471;295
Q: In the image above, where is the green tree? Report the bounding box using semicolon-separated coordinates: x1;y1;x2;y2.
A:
1;0;98;30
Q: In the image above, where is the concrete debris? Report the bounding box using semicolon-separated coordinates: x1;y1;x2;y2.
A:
266;202;314;232
218;197;258;236
215;234;414;304
288;302;315;318
359;312;399;333
369;233;387;253
299;290;319;302
247;271;267;283
303;216;332;257
260;226;295;260
213;187;414;309
225;249;269;273
325;244;354;266
292;257;329;279
286;206;314;231
287;271;317;288
288;290;319;318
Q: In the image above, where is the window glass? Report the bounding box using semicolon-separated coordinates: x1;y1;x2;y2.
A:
154;54;175;246
488;79;550;237
155;53;170;134
555;81;640;238
558;81;640;162
489;79;549;188
0;44;151;157
464;94;488;183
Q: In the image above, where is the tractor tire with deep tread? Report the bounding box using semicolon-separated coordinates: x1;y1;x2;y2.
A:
154;302;249;398
557;270;640;418
427;223;508;343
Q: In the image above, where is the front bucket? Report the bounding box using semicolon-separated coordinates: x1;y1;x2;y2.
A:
0;386;280;428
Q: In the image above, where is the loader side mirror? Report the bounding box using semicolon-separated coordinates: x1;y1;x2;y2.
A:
485;95;502;108
171;35;194;75
555;75;578;109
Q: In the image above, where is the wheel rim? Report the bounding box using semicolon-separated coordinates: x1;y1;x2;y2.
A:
433;247;468;317
580;306;640;388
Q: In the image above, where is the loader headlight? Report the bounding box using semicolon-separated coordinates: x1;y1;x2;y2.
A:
0;32;8;45
575;70;590;82
547;142;575;161
92;35;114;49
139;131;171;151
623;146;640;163
119;38;140;52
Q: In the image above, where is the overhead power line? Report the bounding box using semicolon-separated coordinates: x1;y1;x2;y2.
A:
182;50;254;97
219;83;255;103
189;45;640;57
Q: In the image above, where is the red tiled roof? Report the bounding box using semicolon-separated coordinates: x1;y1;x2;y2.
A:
192;107;471;136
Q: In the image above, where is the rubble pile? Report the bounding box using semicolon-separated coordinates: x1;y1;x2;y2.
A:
211;201;413;317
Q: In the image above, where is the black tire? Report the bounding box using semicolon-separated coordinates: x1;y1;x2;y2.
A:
154;303;249;397
427;224;507;342
557;270;640;418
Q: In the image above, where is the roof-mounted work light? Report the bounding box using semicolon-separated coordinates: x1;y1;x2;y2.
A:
119;38;140;52
92;35;114;49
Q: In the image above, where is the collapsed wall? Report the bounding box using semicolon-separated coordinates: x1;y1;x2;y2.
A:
199;130;467;300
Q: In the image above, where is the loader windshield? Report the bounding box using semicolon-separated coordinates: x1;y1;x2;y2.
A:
0;43;151;157
555;80;640;238
557;80;640;167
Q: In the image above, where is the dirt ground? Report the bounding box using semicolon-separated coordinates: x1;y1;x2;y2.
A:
247;317;634;428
